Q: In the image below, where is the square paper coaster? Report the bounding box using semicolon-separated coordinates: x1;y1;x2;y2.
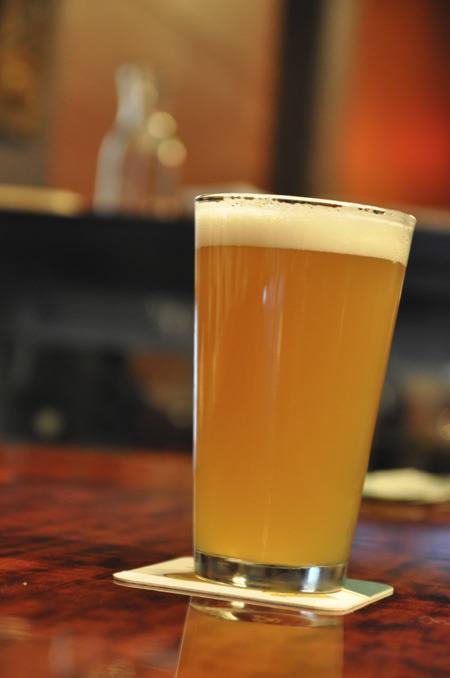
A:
114;557;393;615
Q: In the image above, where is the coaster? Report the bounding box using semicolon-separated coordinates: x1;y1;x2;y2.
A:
114;557;393;615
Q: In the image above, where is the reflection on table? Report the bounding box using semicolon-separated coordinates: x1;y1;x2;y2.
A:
0;612;177;677
175;598;343;678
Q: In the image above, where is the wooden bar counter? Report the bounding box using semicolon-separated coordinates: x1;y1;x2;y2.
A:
1;444;449;677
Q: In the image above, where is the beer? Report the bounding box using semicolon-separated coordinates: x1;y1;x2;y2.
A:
194;195;415;589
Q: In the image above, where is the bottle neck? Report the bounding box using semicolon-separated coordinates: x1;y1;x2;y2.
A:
114;65;158;131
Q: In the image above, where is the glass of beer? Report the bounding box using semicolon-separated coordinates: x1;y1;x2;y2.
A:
194;194;415;592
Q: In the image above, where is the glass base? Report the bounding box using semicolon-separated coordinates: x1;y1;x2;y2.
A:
195;551;346;593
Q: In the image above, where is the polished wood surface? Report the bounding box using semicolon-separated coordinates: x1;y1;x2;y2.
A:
1;443;449;677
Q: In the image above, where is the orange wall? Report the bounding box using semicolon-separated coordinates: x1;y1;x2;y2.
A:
47;0;281;204
338;0;450;209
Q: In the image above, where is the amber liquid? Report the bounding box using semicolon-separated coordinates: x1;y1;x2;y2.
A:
195;245;405;566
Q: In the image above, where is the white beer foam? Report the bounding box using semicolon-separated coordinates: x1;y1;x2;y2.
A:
196;195;415;265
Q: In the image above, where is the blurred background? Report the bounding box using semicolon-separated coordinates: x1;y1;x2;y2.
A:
0;0;448;473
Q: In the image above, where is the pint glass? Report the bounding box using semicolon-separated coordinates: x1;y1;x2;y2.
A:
194;194;415;592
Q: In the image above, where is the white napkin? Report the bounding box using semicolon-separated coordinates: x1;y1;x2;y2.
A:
363;468;450;503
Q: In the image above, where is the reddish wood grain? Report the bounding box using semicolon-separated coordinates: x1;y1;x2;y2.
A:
0;443;449;677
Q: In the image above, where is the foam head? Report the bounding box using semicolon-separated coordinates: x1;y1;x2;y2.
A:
195;194;416;265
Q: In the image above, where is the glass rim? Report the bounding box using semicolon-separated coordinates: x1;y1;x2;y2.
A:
195;193;416;228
